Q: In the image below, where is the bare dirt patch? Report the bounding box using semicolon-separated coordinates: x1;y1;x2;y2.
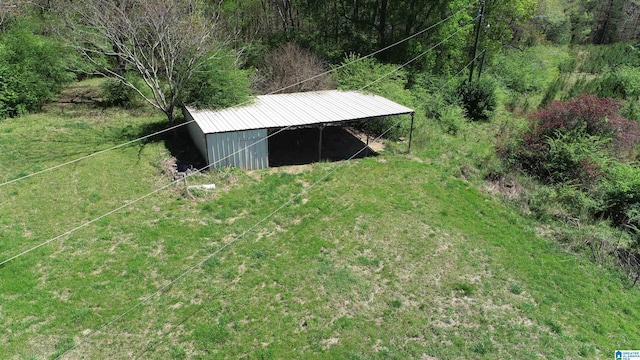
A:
54;82;105;106
481;176;524;201
345;127;386;153
322;337;340;349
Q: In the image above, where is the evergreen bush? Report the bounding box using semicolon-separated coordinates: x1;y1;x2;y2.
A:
456;79;497;121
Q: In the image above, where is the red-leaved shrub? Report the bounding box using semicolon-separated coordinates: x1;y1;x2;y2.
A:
609;116;640;157
500;94;640;186
531;95;619;139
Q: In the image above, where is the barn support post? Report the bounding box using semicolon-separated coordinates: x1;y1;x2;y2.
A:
365;131;370;157
318;124;326;162
408;112;415;153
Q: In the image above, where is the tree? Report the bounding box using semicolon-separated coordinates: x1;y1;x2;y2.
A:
591;0;625;44
0;0;34;30
530;0;572;44
619;0;640;42
253;42;335;94
57;0;230;125
224;0;476;73
483;0;537;48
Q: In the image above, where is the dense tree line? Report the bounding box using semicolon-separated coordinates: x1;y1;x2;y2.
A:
532;0;640;44
0;0;638;122
221;0;537;72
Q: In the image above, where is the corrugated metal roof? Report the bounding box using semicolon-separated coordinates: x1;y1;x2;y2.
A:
185;90;414;134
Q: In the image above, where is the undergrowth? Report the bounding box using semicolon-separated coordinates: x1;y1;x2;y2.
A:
492;43;640;287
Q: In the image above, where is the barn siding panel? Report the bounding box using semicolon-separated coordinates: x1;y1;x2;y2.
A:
206;129;268;170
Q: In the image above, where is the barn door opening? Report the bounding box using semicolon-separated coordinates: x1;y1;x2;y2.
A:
268;126;377;167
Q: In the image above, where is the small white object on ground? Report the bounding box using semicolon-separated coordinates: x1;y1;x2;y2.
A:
187;184;216;190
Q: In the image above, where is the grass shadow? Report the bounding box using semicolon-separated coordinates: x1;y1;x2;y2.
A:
120;120;206;171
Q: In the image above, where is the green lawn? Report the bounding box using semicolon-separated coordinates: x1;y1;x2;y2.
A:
0;88;638;359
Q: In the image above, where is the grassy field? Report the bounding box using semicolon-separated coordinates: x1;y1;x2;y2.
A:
1;82;639;359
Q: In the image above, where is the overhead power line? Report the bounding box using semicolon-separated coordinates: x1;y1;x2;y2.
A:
0;125;290;268
53;21;483;360
0;4;473;189
0;12;478;269
270;5;475;95
131;53;487;359
55;104;407;360
363;15;479;91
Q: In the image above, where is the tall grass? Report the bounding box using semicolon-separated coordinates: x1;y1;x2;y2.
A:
574;43;640;73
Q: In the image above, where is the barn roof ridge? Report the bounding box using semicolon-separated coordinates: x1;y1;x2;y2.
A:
185;89;414;134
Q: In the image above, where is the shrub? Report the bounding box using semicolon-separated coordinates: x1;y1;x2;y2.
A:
531;95;620;137
253;42;335;94
540;76;567;108
0;22;72;119
334;54;415;138
434;103;466;135
526;95;639;156
565;75;594;100
621;101;640;122
503;91;535;114
528;183;599;222
456;79;497;121
565;66;640;122
183;50;252;109
101;77;140;108
491;48;554;93
608;115;640;158
334;54;409;100
575;43;640;74
597;163;640;231
558;57;577;74
591;66;640;100
500;95;640;186
492;47;570;108
542;128;611;185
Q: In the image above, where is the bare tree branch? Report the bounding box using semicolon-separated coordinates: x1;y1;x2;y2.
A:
55;0;228;125
0;0;35;28
254;42;336;94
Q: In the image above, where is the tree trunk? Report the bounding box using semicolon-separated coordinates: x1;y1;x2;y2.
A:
166;106;175;128
377;0;388;58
